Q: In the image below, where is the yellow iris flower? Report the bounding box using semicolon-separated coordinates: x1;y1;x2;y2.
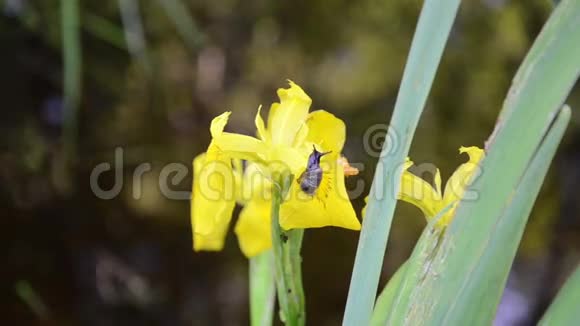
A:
191;81;361;257
363;146;484;228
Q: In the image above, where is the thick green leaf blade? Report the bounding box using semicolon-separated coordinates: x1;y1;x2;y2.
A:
429;105;571;325
250;251;275;326
450;106;572;323
540;264;580;325
395;0;580;323
342;1;461;324
385;205;456;324
370;262;407;326
395;105;570;325
371;203;454;325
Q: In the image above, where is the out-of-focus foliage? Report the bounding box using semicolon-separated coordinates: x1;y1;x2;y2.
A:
1;0;579;324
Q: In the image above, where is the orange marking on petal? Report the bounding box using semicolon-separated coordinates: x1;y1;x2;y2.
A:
339;156;359;176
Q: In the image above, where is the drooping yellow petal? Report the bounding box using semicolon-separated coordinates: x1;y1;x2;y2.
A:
304;110;346;154
398;162;441;219
191;153;236;251
279;155;361;230
235;196;272;258
191;113;237;251
194;220;230;251
442;146;485;207
192;155;236;236
268;81;311;146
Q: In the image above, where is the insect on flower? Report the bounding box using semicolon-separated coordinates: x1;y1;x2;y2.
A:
298;146;331;195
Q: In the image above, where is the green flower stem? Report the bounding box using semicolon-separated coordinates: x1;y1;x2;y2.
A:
250;251;275;326
271;174;305;326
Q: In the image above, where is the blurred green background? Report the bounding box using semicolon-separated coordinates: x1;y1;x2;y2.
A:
2;0;579;325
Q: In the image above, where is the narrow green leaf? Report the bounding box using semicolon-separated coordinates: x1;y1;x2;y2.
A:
118;0;152;75
394;0;580;323
250;251;275;326
15;280;50;319
343;1;461;324
540;264;580;325
83;13;127;50
61;0;82;163
155;0;204;52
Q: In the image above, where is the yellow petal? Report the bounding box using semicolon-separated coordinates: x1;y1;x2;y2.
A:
361;195;369;219
279;156;361;230
235;197;272;258
255;105;269;142
293;121;309;149
268;145;308;175
232;158;245;204
304;110;346;154
398;162;441;219
442;146;485;207
240;163;273;203
193;152;206;175
191;152;236;251
404;157;413;170
210;111;231;137
266;102;279;133
268;81;311;146
436;203;458;228
213;132;268;162
194;221;230;251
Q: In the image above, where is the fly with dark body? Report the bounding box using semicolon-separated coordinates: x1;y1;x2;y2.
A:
298;146;331;195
